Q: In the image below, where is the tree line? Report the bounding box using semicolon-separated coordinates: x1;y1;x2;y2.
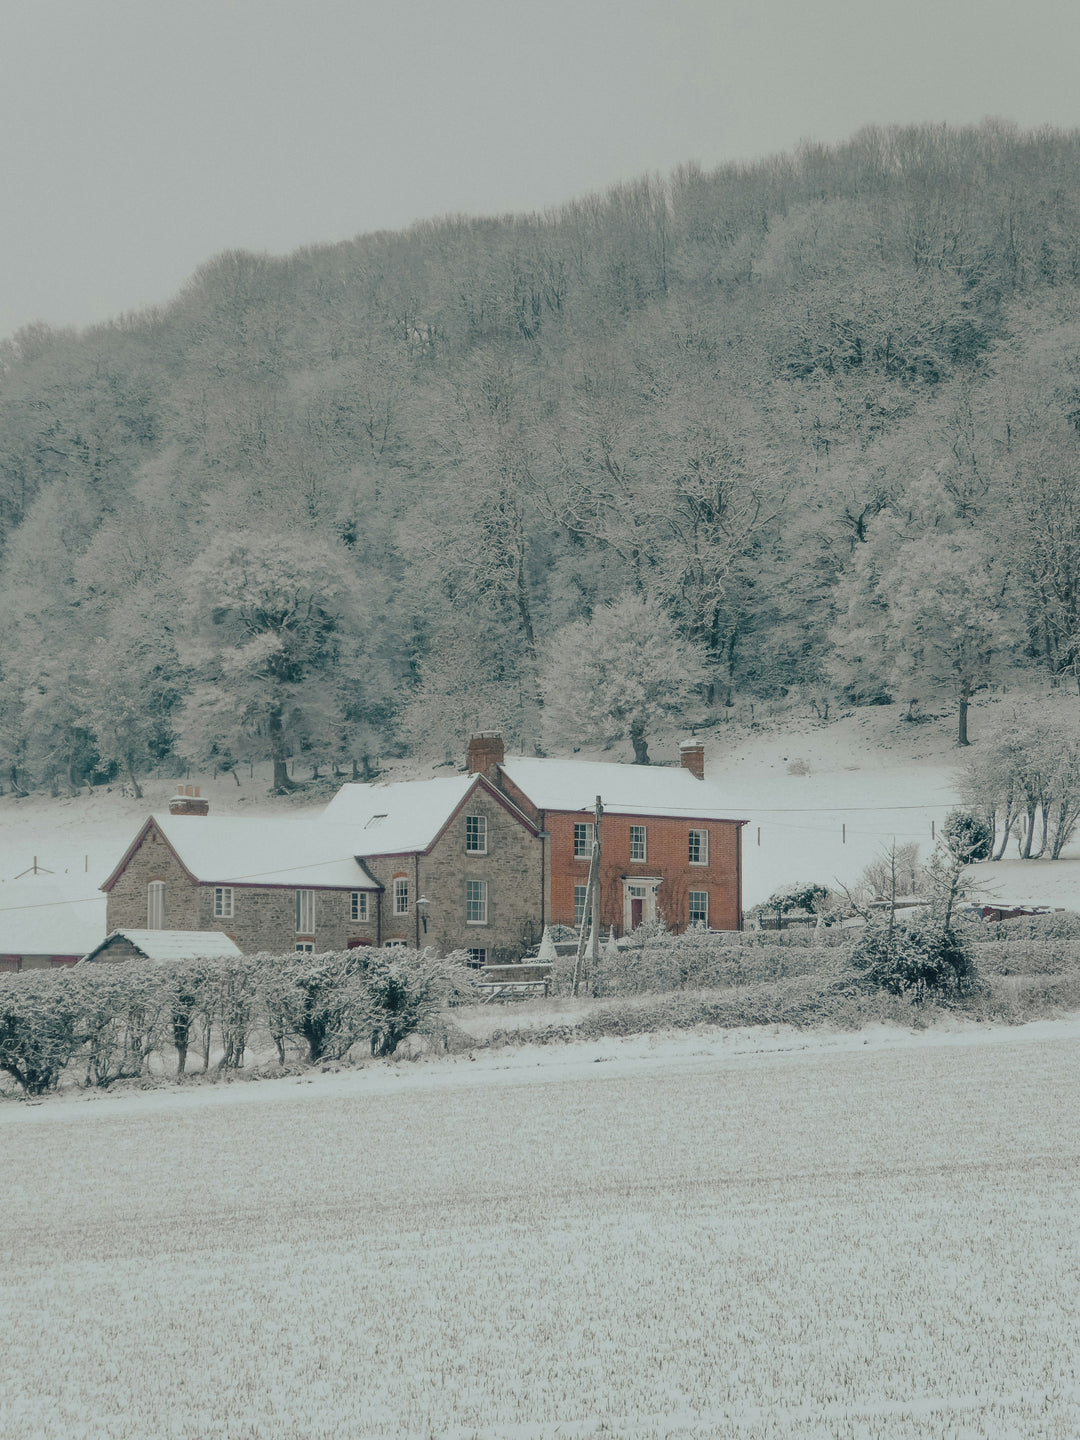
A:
2;119;1080;791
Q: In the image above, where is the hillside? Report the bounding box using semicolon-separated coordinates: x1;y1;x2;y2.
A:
1;120;1080;798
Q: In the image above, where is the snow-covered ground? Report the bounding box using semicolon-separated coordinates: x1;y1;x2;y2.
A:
4;1018;1080;1438
1;689;1078;954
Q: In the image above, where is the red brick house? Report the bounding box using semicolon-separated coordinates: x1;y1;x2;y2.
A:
100;739;745;959
468;736;746;935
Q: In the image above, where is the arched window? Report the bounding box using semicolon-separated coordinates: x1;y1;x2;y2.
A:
147;881;166;929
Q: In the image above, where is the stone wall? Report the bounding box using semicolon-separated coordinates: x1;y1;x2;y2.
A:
106;823;200;933
193;884;379;954
366;785;544;964
106;823;382;953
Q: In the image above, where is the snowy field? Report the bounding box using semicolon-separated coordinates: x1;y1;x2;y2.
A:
4;691;1080;958
4;1019;1080;1439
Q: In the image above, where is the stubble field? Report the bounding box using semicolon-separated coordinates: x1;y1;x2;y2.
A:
3;1022;1080;1439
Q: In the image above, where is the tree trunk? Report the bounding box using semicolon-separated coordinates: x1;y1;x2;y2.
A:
1034;805;1049;860
125;758;143;801
957;684;971;746
1020;802;1037;859
269;709;299;792
992;799;1014;861
630;720;650;766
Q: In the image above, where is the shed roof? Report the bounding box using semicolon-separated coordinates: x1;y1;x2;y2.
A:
0;875;105;956
498;757;743;821
82;929;242;963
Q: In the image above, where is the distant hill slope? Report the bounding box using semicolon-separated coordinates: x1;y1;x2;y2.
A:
1;120;1079;793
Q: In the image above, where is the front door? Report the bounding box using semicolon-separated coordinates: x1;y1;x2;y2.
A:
623;879;661;934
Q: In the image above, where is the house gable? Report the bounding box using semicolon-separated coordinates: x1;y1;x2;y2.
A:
101;818;197;894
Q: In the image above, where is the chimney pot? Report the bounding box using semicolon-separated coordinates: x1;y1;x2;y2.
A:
679;740;705;780
467;733;505;779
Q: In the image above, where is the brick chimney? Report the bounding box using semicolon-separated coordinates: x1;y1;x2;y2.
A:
169;785;209;816
679;740;705;781
467;733;505;780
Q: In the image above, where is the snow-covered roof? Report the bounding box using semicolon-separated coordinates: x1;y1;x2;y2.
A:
0;875;105;956
145;815;381;890
83;930;242;963
499;758;743;821
321;774;481;854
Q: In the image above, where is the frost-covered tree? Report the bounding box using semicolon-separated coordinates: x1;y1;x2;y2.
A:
175;532;369;791
831;494;1024;744
539;594;708;764
960;713;1080;860
400;615;540;761
77;597;180;798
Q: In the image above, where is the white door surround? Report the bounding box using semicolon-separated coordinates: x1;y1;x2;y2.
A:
622;877;661;934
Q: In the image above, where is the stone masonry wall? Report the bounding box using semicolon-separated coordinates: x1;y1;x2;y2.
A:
106;824;200;933
365;786;543;964
107;823;382;953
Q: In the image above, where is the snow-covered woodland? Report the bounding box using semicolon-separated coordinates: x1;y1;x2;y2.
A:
2;121;1080;791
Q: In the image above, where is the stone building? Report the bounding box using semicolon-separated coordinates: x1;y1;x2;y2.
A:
102;772;543;965
100;740;745;961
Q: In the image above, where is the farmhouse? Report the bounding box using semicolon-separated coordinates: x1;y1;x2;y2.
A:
101;740;745;959
476;737;745;935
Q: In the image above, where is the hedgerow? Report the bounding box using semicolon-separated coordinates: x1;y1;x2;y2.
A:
0;948;473;1096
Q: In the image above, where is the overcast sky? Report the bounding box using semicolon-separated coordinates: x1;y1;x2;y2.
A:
2;0;1078;342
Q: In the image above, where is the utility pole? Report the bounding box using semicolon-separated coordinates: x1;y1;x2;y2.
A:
572;795;602;997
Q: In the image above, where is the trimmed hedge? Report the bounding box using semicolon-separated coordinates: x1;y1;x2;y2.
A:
0;948;473;1096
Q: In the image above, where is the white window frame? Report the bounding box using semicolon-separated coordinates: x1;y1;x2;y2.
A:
466;879;488;925
384;938;407;949
465;814;487;854
147;881;165;930
296;889;316;935
689;891;709;927
393;877;409;915
574;823;595;859
574;884;588;926
214;886;234;919
689;828;709;865
465;947;487;968
629;825;647;862
296;942;314;953
350;891;368;922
